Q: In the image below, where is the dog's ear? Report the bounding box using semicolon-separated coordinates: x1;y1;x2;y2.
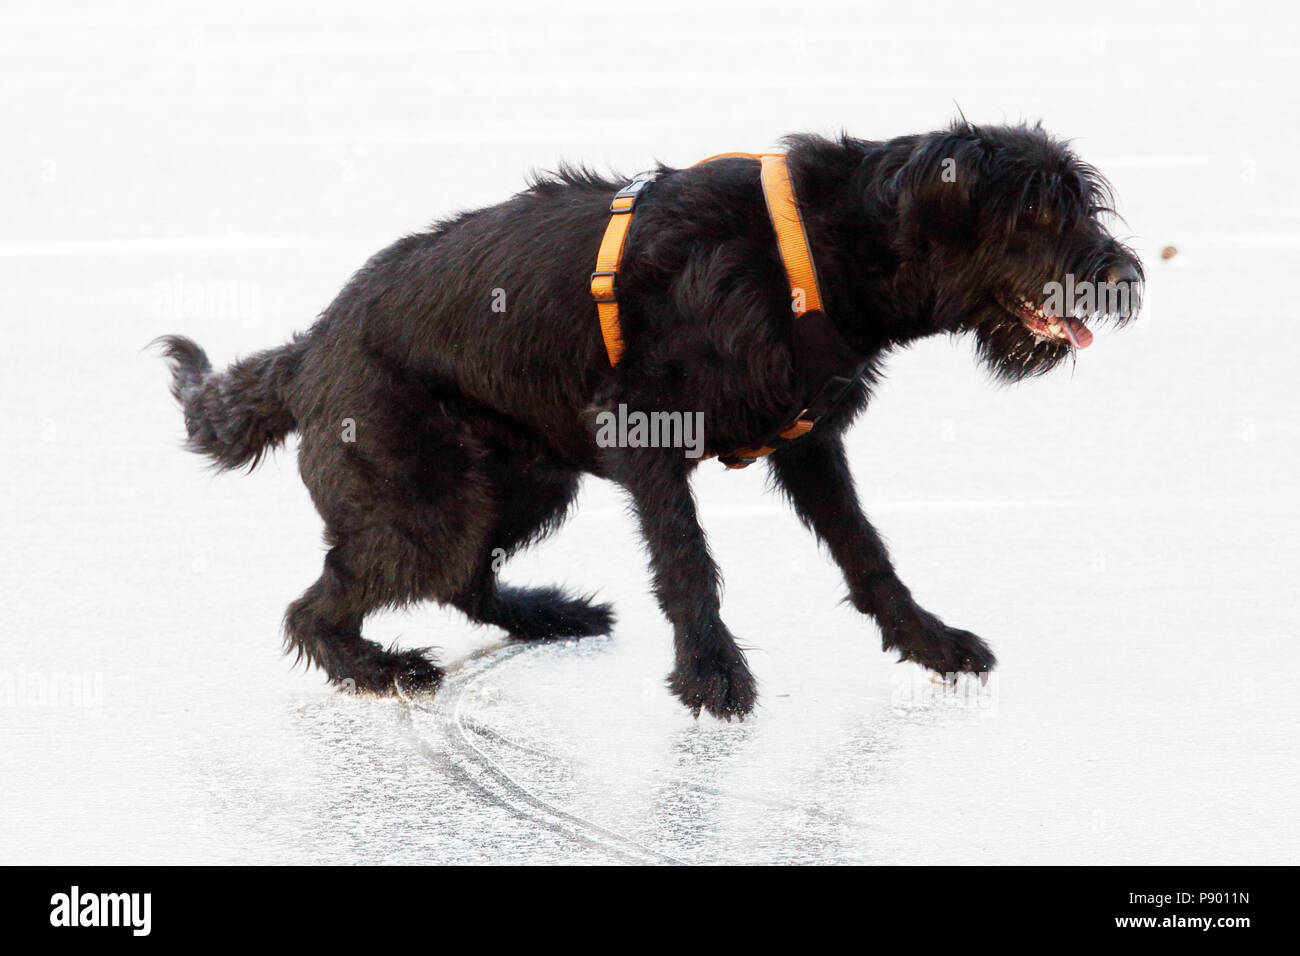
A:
888;131;986;240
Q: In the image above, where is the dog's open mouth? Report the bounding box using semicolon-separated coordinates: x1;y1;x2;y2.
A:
1003;295;1093;349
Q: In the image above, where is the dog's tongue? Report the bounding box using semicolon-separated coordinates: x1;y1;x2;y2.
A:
1044;304;1094;349
1063;317;1093;349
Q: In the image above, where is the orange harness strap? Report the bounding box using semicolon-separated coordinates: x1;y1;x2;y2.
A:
590;153;858;468
591;153;820;365
589;179;649;365
755;153;823;316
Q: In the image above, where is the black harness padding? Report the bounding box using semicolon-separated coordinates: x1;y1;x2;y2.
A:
718;309;865;468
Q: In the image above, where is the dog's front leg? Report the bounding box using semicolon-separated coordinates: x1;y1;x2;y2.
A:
768;436;996;678
611;451;757;720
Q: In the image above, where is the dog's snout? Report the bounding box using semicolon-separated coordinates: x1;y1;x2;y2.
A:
1106;262;1141;286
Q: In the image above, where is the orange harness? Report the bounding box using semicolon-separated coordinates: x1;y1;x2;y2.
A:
590;152;862;468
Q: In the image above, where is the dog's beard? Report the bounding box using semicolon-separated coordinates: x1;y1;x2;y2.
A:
964;270;1142;382
970;307;1074;381
967;288;1085;381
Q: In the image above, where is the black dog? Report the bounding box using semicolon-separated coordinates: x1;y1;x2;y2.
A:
159;121;1142;720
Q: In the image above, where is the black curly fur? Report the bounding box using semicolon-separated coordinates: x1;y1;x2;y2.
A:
154;334;302;470
157;120;1141;719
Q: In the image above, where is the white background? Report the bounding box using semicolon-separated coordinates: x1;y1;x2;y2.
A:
2;0;1297;863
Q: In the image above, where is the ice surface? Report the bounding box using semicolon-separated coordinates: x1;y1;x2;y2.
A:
2;0;1298;864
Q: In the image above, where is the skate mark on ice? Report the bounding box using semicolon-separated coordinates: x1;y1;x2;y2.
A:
399;641;867;848
396;643;686;865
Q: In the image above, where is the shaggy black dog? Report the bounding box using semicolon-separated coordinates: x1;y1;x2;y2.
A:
159;121;1142;720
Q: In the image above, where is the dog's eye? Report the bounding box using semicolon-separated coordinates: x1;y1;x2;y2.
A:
1020;197;1053;229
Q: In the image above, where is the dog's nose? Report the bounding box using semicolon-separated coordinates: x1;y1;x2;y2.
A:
1105;262;1141;286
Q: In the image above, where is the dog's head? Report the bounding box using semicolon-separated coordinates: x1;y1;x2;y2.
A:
886;121;1143;380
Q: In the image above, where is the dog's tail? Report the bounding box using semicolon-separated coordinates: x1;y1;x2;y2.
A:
154;334;304;471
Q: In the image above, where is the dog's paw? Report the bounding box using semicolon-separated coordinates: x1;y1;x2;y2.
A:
495;586;615;641
882;606;997;679
391;653;445;696
340;648;444;697
667;654;758;722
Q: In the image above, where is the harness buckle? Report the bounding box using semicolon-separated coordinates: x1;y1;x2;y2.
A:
778;417;815;441
610;177;649;213
590;270;618;303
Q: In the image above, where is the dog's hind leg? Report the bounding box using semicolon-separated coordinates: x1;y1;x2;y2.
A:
459;582;614;642
451;453;614;641
283;544;445;694
285;384;604;691
282;474;500;694
283;394;501;694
